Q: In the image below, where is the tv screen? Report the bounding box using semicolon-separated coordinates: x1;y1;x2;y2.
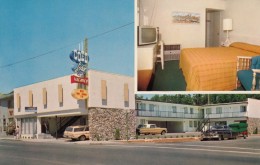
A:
138;26;158;46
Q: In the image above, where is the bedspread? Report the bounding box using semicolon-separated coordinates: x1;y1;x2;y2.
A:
179;43;260;91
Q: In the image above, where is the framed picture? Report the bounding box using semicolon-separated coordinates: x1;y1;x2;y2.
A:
172;12;200;24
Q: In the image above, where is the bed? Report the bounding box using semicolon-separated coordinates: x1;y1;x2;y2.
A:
179;42;260;91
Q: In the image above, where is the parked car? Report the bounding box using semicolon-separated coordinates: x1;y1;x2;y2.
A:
63;125;89;141
228;123;248;138
201;125;238;141
136;124;167;135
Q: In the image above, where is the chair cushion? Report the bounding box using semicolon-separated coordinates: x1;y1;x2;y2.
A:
237;70;260;90
251;56;260;69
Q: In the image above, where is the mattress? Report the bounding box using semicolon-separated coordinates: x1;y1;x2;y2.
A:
179;42;260;91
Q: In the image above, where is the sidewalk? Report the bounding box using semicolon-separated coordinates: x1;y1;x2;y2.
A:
0;135;199;145
1;132;259;144
0;133;123;145
0;131;203;144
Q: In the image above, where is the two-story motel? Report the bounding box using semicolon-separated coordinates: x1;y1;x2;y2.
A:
136;98;260;134
13;70;135;140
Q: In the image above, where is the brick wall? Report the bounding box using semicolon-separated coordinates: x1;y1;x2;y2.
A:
247;118;260;134
88;108;136;141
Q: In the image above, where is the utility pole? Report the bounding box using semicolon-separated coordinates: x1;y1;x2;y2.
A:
83;38;89;110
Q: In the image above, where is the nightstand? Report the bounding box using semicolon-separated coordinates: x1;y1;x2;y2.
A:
164;44;181;60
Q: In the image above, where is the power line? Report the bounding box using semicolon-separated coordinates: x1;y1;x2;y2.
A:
0;21;134;69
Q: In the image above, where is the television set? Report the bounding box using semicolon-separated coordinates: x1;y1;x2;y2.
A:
138;26;159;46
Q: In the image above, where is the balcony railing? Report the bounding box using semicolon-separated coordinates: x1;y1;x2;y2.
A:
206;112;247;118
136;110;202;119
136;110;247;119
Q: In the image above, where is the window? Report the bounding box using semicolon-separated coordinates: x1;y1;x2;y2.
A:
29;90;33;107
149;104;155;112
206;108;212;114
58;84;63;105
194;121;198;128
189;121;193;127
172;106;177;113
17;93;21;112
101;80;107;105
184;107;188;114
240;106;247;112
43;88;47;107
74;127;85;132
216;107;222;114
124;83;129;107
190;108;194;114
140;103;146;110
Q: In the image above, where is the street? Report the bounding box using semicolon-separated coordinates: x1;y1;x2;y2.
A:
0;136;260;165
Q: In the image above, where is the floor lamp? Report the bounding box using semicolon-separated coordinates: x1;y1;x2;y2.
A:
223;18;233;46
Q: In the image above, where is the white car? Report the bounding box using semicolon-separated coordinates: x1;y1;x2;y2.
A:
63;125;89;141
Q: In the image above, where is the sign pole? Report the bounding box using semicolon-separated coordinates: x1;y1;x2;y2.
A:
84;38;88;110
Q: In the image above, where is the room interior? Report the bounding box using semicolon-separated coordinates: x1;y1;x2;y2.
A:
136;0;260;91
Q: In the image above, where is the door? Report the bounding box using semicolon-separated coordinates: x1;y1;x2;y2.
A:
206;9;221;47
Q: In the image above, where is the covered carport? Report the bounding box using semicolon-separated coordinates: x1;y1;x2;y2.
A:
148;121;184;133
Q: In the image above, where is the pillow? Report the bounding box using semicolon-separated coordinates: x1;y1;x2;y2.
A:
230;42;260;54
251;56;260;69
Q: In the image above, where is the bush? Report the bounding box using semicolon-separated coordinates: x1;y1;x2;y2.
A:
253;127;258;134
115;129;121;140
95;134;101;141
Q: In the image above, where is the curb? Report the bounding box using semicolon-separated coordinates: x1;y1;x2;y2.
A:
119;137;200;143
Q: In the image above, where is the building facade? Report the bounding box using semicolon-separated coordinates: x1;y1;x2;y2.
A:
136;99;259;134
0;92;14;134
13;70;135;140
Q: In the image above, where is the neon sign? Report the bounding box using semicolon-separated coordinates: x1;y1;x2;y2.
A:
70;49;89;77
71;89;88;100
71;75;88;85
71;62;88;77
69;47;89;100
70;50;89;64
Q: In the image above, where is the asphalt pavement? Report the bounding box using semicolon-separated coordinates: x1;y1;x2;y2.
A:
1;133;260;165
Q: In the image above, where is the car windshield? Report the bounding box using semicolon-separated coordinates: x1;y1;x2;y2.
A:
212;125;223;129
137;125;144;128
65;127;73;132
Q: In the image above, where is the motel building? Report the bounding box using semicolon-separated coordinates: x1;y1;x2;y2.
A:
13;70;135;140
0;92;14;134
136;98;260;134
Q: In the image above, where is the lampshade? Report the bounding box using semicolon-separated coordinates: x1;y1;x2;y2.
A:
223;19;232;31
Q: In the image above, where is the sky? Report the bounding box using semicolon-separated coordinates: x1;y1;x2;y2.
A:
0;0;134;93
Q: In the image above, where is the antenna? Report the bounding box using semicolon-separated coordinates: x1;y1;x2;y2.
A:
84;38;88;53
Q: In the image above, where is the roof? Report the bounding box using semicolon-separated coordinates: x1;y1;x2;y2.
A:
0;91;14;100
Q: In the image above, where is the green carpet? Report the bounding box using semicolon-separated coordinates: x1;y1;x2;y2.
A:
151;60;186;91
151;60;245;91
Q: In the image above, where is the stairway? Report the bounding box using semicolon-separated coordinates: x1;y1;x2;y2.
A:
197;117;210;132
56;116;82;137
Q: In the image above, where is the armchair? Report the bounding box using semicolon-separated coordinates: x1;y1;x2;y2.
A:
237;56;260;90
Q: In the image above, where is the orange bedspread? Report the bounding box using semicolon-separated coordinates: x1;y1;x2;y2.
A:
179;42;260;91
